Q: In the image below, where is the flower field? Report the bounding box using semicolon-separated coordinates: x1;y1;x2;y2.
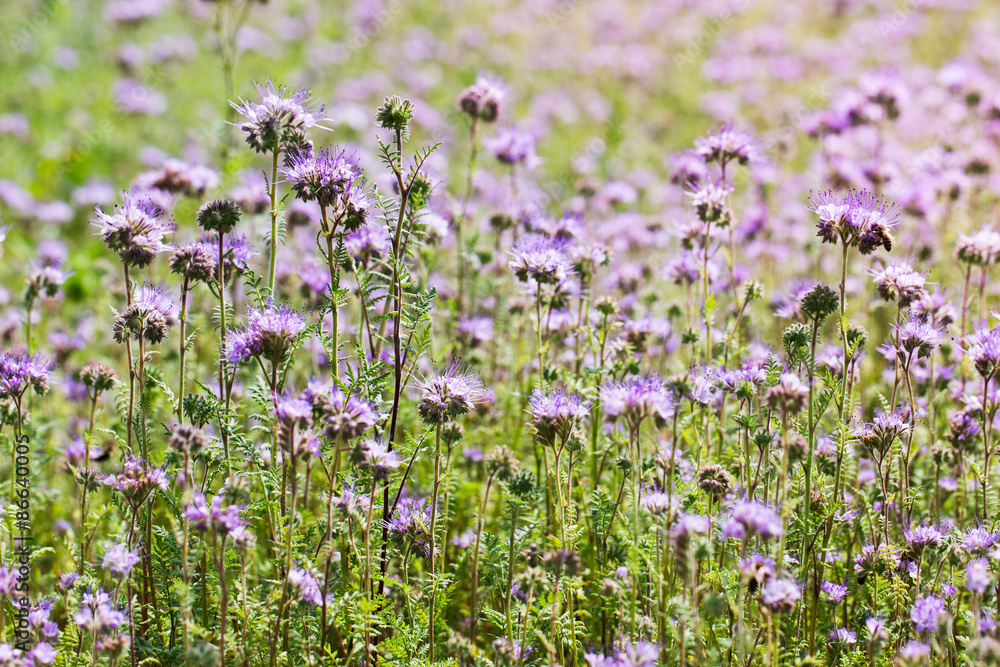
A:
2;0;1000;665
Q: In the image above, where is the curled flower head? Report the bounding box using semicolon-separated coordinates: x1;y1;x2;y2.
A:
507;234;573;285
416;360;490;425
169;242;216;284
225;302;307;366
457;76;505;123
93;190;173;268
314;387;378;442
101;543;140;578
968;326;1000;378
112;284;173;346
955;228;1000;266
528;388;588;447
808;189;898;254
871;259;927;308
894;316;943;360
600;374;674;428
694;123;761;167
103;455;169;507
0;351;54;400
231;80;324;154
282;146;362;211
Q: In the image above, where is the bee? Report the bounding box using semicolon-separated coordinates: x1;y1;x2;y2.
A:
872;223;894;252
89;440;116;463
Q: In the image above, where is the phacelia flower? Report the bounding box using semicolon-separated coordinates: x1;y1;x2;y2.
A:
911;595;947;633
508;234;573;285
93;190;173;268
808;189;898;255
231;80;324;154
416;360;490;425
224;302;307;366
721;500;783;541
761;577;801;614
600;374;674;428
457;76;505;123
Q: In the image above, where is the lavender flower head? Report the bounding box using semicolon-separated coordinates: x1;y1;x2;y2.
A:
528;388;589;446
416;360;490;425
484;128;541;168
282;146;362;211
92;190;173;268
102;456;169;507
871;259;927;308
761;577;801;614
808;189;898;255
101;543;140;578
508;234;574;285
457;76;505;123
600;374;674;428
910;595;948;633
225;302;307;365
231;80;324;154
721;499;783;541
314;387;378;441
0;351;53;400
694;123;762;167
112;284;173;346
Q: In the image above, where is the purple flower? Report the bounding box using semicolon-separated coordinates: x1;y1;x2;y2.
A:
961;526;1000;555
821;581;847;603
0;351;53;400
225;302;307;365
92;190;173;268
353;440;399;481
314;387;378;442
282;146;364;214
865;617;887;643
910;595;947;632
871;259;927;308
287;567;325;606
721;500;783;541
600;375;674;428
101;543;140;578
185;491;246;536
529;388;589;445
694;123;761;167
508;234;573;285
808;189;898;254
457;76;505;123
103;456;169;507
416;360;490;425
385;497;433;544
761;577;801;614
484;128;541;168
828;628;856;645
968;326;1000;378
904;523;944;554
967;558;993;595
231;80;324;154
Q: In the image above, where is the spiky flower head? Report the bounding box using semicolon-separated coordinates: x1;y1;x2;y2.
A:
508;234;573;285
314;387;378;442
93;191;173;268
224;302;307;366
282;146;362;211
800;283;839;322
871;259;927;308
375;95;415;137
955;228;1000;266
600;374;675;428
0;351;54;400
485;446;520;482
196;198;242;234
528;388;589;447
851;407;911;459
894;316;943;360
417;360;490;425
688;180;734;225
168;424;207;456
230;80;324;154
169;243;216;284
694;123;762;167
808;189;898;255
103;455;169;508
697;463;732;497
765;373;808;415
79;362;118;395
112;284;173;346
968;326;1000;378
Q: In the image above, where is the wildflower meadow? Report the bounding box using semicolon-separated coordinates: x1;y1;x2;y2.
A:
4;0;1000;665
